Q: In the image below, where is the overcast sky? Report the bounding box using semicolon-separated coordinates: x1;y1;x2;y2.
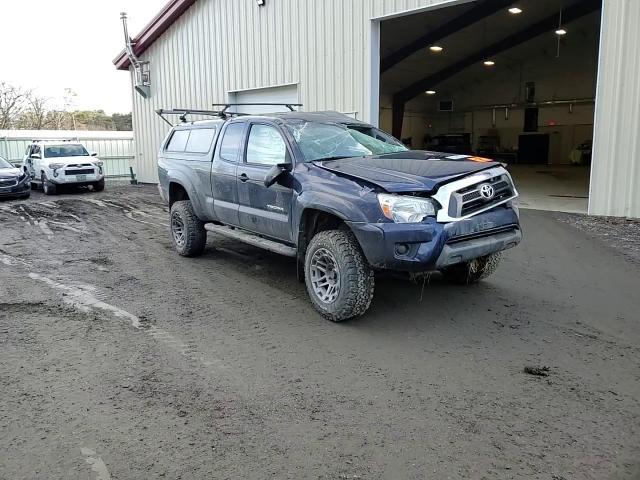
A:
0;0;168;114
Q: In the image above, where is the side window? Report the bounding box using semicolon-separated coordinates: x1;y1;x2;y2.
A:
185;128;215;154
246;124;287;166
219;123;245;162
32;146;41;157
166;130;190;152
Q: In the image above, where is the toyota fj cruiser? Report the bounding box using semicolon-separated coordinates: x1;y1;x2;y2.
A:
157;107;522;321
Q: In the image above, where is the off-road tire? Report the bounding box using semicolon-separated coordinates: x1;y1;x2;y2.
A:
42;173;57;196
93;179;105;192
304;230;374;322
441;253;502;285
170;200;206;257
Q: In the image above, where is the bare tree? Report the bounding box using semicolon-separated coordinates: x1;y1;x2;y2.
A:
16;95;50;130
0;82;31;129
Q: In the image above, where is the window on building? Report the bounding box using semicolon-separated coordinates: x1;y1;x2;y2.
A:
185;128;215;154
166;130;190;152
246;124;287;166
219;123;245;162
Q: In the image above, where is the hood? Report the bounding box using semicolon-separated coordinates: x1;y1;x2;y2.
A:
45;156;94;167
0;166;21;177
314;151;500;193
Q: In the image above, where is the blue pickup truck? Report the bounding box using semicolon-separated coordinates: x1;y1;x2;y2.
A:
157;108;522;322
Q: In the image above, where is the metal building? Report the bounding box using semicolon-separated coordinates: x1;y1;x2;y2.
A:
114;0;640;218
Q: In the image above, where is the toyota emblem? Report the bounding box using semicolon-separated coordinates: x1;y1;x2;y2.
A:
478;183;495;200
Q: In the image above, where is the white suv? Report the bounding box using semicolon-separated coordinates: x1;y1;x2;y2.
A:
23;140;105;195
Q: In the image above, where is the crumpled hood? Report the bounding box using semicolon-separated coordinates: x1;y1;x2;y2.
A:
0;166;21;177
314;151;500;193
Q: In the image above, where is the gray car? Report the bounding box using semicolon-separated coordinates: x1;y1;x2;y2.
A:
0;156;31;199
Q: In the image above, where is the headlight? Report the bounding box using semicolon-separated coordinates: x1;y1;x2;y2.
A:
48;163;64;170
18;172;28;182
378;193;439;223
92;160;103;167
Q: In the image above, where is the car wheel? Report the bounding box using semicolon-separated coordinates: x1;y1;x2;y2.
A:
42;173;56;196
170;200;206;257
304;230;374;322
441;253;502;285
93;179;105;192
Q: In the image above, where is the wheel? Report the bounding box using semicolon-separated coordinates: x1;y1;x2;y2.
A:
304;230;374;322
93;179;105;192
170;200;206;257
441;253;502;285
42;173;56;195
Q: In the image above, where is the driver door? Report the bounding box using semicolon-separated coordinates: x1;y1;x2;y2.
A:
237;122;294;242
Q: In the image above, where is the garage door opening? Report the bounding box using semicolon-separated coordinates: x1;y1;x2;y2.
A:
376;0;602;214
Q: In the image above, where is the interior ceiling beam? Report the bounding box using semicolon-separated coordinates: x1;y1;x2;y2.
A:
395;0;602;104
381;0;516;73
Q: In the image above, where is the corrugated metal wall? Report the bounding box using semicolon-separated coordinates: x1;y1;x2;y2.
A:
130;0;440;183
589;0;640;217
0;130;134;178
129;0;640;217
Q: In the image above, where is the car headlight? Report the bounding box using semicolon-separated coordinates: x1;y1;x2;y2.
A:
48;163;65;170
378;193;439;223
92;160;103;167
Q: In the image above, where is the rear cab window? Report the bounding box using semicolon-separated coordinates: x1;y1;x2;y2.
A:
218;122;246;163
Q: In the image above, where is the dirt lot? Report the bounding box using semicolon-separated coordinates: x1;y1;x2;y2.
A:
1;185;639;479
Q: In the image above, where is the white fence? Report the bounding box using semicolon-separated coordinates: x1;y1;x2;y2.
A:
0;130;135;179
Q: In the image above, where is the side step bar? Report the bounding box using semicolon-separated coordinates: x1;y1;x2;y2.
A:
204;223;297;257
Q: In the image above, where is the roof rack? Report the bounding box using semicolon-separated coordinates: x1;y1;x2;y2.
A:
155;103;303;126
32;138;79;143
211;103;303;115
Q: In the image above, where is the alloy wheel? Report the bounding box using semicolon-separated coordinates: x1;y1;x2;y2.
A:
310;247;341;303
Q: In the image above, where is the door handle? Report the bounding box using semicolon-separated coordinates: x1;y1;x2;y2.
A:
239;172;249;182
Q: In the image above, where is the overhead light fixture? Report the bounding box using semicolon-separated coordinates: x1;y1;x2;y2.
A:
429;45;444;53
483;60;495;66
425;90;437;95
555;28;567;35
508;7;522;14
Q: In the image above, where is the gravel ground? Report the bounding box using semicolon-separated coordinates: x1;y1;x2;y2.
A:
1;185;639;479
558;213;640;266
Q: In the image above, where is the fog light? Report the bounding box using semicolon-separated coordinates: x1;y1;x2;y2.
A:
396;243;410;256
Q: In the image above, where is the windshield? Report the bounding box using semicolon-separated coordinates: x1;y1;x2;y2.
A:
0;157;12;169
286;121;407;162
44;144;89;158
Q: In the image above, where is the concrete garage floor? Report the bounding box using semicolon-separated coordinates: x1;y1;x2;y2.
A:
1;185;639;479
507;164;591;214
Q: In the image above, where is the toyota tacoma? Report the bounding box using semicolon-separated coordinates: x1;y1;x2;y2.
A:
157;108;522;322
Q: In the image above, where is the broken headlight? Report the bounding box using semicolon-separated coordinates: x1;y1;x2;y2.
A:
378;193;439;223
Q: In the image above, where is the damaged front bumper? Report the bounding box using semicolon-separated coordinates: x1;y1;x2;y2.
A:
347;206;522;272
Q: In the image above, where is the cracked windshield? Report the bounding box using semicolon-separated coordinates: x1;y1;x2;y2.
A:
287;121;407;161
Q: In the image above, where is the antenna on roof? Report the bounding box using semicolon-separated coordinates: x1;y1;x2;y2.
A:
121;12;151;98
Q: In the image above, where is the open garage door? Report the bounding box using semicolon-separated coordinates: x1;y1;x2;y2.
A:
228;84;300;114
376;0;602;214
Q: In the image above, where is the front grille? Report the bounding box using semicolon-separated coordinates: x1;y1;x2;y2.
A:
65;168;94;175
0;177;17;188
447;225;519;245
457;175;514;217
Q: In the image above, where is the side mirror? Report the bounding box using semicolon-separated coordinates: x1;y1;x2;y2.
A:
90;152;98;157
264;162;292;188
30;153;41;159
